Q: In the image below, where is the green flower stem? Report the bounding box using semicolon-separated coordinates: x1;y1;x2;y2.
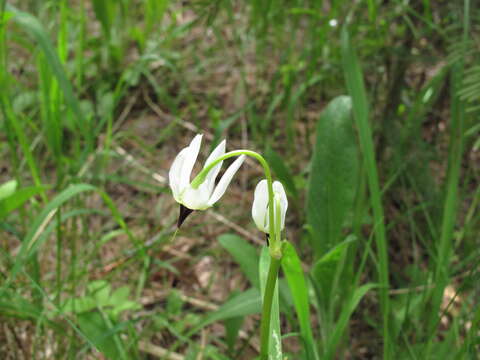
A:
259;256;281;360
191;149;283;359
191;150;276;247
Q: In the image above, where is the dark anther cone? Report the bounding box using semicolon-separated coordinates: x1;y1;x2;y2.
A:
177;204;194;228
265;233;270;246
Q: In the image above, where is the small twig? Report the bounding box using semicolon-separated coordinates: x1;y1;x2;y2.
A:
196;329;208;360
138;341;185;360
142;88;214;141
209;211;263;245
77;150;99;178
139;291;218;311
389;284;435;295
30;209;57;251
112;90;140;133
115;146;166;184
13;209;58;256
179;293;218;311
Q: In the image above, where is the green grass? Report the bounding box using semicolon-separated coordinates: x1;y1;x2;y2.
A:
341;27;391;358
1;0;479;359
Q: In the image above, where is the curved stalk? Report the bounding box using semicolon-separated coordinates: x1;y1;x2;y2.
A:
191;150;276;245
191;149;283;359
191;148;287;359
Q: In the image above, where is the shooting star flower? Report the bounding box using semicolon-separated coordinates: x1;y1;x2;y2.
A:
251;179;288;234
169;134;245;226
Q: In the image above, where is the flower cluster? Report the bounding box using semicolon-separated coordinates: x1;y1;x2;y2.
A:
169;134;288;238
169;134;288;358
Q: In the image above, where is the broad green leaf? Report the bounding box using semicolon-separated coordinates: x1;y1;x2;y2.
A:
224;316;243;354
265;146;298;198
62;297;97;314
0;180;17;200
89;281;111;306
391;291;424;340
77;311;125;359
189;288;261;335
0;186;46;219
223;291;245;355
111;286;131;305
218;234;260;288
259;247;282;359
325;283;378;359
111;301;141;319
311;236;355;304
307;95;358;257
282;242;319;360
166;290;184;315
0;11;14;24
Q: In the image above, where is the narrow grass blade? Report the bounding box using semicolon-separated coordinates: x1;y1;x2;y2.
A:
427;62;466;334
91;0;115;38
4;184;96;287
0;290;43;320
427;0;470;347
145;0;170;34
7;5;90;150
341;27;391;358
1;103;45;201
3;184;139;291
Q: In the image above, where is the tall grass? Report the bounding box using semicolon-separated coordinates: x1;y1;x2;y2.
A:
341;27;392;358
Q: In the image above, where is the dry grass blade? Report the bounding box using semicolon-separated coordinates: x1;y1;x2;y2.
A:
137;341;185;360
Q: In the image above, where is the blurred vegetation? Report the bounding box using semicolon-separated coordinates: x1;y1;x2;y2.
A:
0;0;479;359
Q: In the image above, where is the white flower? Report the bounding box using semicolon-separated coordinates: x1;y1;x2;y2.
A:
251;179;288;233
169;134;245;211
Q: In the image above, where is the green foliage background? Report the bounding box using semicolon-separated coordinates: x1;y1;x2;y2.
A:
0;0;478;359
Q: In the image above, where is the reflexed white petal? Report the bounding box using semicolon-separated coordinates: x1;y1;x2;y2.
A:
252;179;269;232
273;181;288;230
169;147;189;201
203;140;226;195
208;155;245;206
179;134;202;191
181;182;211;210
